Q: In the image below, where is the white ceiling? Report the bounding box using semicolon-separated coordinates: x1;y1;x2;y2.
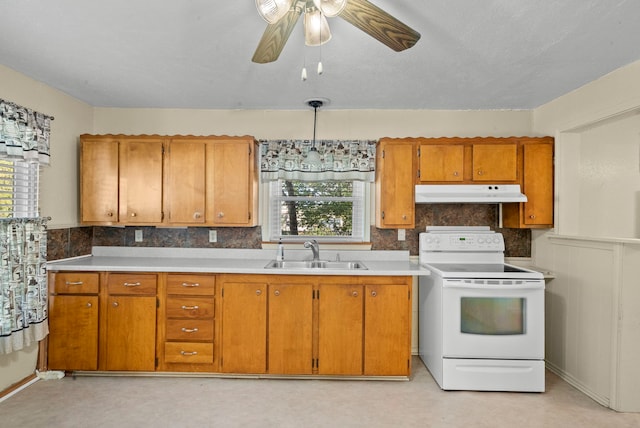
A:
1;0;639;111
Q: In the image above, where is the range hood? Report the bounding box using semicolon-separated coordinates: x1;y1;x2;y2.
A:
415;184;527;204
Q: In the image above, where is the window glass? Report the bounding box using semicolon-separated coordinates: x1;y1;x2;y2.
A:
460;297;525;335
269;179;365;242
0;159;40;218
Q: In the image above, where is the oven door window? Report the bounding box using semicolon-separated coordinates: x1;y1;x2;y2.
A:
460;297;525;335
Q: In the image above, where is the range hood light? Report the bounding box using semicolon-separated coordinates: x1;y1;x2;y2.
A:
415;184;528;204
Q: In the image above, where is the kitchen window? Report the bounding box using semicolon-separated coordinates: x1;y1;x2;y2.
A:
0;159;40;218
268;179;366;242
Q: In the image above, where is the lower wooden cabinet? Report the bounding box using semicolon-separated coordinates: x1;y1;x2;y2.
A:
48;271;411;378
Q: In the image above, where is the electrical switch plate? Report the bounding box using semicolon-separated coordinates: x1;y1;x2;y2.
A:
135;229;143;242
398;228;406;241
209;230;217;243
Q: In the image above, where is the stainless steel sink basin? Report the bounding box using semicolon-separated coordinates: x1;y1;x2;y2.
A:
264;260;368;270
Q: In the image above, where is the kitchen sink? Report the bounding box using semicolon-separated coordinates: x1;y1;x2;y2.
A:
264;260;368;270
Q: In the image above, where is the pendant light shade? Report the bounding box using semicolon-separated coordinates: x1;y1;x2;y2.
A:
312;0;347;17
255;0;294;24
304;8;331;46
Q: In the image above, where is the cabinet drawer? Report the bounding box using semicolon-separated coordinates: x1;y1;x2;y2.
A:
107;273;157;295
167;274;215;296
166;319;214;341
164;342;214;364
166;297;214;319
52;272;99;294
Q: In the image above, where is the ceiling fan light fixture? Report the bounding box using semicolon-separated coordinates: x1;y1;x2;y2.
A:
304;8;331;46
255;0;293;24
312;0;346;17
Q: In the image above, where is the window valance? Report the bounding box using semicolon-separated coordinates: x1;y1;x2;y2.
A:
260;139;376;182
0;98;53;165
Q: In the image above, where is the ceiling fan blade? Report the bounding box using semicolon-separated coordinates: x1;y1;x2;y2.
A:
252;3;304;64
339;0;420;51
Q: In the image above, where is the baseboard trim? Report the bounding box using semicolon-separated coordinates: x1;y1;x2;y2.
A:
545;361;610;408
0;373;39;403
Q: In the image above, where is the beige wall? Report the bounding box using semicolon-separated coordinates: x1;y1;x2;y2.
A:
531;60;640;411
0;65;94;391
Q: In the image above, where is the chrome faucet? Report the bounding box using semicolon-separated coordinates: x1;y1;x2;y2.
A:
304;239;320;261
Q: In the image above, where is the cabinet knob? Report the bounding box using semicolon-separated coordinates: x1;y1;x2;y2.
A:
274;290;280;296
477;170;483;176
87;302;92;308
130;212;137;217
194;212;202;219
112;302;119;307
256;289;262;296
217;212;225;218
371;291;377;297
107;212;114;217
453;171;459;177
352;291;358;297
402;214;407;220
529;214;536;219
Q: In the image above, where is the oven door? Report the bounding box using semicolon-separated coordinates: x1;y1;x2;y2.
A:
442;278;544;360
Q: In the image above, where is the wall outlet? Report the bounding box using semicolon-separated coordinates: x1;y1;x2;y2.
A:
209;229;217;243
397;228;406;241
134;229;143;242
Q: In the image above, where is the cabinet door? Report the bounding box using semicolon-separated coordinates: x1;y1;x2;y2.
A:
105;295;157;371
268;283;313;375
207;140;256;226
364;284;411;376
165;139;206;224
522;142;554;226
419;144;464;182
472;143;518;182
48;295;99;370
317;284;363;375
375;140;414;228
119;139;164;224
80;139;119;224
220;281;267;373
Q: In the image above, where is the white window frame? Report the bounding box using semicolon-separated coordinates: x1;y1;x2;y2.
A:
267;179;369;243
0;159;40;218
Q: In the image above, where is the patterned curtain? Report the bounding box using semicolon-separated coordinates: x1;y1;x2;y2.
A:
0;218;48;354
0;98;52;165
260;139;376;182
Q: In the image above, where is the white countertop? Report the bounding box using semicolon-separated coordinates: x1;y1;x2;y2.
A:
47;247;428;276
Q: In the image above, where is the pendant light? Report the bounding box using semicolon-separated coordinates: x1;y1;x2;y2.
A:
305;99;325;168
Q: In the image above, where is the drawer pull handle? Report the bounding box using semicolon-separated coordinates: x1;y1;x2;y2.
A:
65;281;84;286
180;351;198;356
181;282;200;287
181;305;199;310
123;282;141;287
181;327;199;333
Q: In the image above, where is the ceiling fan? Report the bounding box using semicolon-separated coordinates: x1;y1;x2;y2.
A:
252;0;421;64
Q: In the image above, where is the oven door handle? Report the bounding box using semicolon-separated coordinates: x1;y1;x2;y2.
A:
443;280;545;290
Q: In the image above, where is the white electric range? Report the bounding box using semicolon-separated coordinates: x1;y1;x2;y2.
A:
418;226;545;392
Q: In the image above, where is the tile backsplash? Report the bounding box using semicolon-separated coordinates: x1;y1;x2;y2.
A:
47;204;531;262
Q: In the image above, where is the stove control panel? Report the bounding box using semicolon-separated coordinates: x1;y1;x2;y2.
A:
420;232;505;252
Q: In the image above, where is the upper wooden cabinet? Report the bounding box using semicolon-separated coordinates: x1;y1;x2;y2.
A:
164;139;206;225
375;138;415;229
80;137;119;224
80;134;259;227
502;138;554;228
417;138;518;183
119;138;164;224
207;138;258;227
